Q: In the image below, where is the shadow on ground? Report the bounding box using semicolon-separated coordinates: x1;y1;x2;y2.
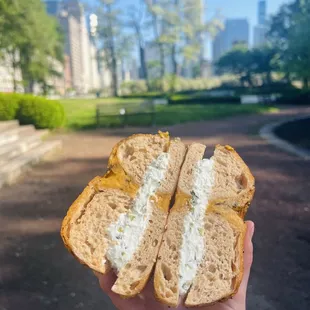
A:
1;107;310;310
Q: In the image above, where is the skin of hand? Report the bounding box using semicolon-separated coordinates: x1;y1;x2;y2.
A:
95;221;255;310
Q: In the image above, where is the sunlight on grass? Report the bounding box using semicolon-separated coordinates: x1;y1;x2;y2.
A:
60;98;279;130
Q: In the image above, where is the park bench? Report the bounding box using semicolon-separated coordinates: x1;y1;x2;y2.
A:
96;101;156;128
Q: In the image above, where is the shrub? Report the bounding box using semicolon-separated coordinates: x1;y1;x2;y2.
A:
121;92;166;99
0;93;22;120
276;90;310;105
208;83;302;97
120;80;148;95
119;75;236;95
168;94;241;105
17;95;65;129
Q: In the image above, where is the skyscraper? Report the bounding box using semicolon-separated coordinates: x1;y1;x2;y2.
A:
258;0;267;25
213;19;250;61
254;0;268;47
43;0;105;94
54;0;94;93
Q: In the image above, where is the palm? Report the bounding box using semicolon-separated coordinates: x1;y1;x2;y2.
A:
97;221;253;310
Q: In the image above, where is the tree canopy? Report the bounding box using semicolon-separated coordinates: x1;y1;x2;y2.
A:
216;44;279;86
268;0;310;88
0;0;63;93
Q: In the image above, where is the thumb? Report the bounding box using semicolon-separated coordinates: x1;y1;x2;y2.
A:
239;221;254;295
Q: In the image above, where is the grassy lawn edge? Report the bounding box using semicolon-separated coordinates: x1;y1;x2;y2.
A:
60;98;279;130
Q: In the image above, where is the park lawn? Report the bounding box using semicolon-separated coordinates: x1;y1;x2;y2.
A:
60;98;278;130
60;97;144;129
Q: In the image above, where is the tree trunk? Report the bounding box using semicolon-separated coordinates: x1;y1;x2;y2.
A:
303;77;309;90
111;54;118;97
20;48;33;94
25;80;35;94
139;46;150;91
108;4;118;97
11;52;18;92
30;80;35;93
151;0;165;78
266;71;272;84
171;0;179;76
171;44;178;75
159;43;165;78
284;72;291;84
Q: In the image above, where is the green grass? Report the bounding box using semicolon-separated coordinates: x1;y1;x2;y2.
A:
60;97;144;129
60;98;278;130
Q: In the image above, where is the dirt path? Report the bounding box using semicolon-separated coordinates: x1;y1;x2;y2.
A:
1;107;310;310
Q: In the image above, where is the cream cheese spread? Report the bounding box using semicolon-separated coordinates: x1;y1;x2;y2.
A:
178;158;214;294
106;152;169;272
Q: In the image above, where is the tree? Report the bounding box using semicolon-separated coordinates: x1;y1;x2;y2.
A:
0;0;26;91
126;1;150;90
267;0;310;86
149;0;182;76
181;0;223;76
97;0;132;97
19;2;64;93
216;45;254;86
0;0;64;93
146;0;222;79
145;0;166;79
285;0;310;88
251;45;279;84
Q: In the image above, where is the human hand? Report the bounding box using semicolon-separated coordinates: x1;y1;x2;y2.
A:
95;221;254;310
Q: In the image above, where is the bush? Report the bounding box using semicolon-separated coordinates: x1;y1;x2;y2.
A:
0;93;22;120
208;82;301;97
120;80;148;95
119;75;236;95
168;94;241;105
121;92;166;99
17;95;65;129
276;90;310;105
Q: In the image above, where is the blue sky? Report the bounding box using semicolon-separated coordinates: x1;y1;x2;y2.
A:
85;0;290;59
87;0;290;26
206;0;289;25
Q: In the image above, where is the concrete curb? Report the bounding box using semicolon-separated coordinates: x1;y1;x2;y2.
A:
259;115;310;160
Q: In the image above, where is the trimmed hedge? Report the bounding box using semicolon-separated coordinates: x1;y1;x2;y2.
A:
276;91;310;105
0;93;21;120
0;93;65;129
207;83;301;96
121;92;166;99
168;95;241;105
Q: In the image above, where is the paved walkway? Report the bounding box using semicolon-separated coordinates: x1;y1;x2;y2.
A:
1;107;310;310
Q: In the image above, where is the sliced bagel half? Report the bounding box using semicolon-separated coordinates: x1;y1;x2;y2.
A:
154;144;255;307
61;132;186;297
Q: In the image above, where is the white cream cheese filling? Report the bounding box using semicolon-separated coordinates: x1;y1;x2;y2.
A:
178;158;214;295
106;152;170;272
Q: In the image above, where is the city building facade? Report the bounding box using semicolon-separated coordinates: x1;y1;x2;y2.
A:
254;0;268;47
44;0;109;94
213;19;250;61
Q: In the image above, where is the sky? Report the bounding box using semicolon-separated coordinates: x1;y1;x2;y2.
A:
84;0;290;59
86;0;290;26
206;0;289;25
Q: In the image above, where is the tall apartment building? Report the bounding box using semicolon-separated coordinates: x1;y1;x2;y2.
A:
57;0;91;94
44;0;104;94
258;0;267;25
213;19;250;61
254;0;268;47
